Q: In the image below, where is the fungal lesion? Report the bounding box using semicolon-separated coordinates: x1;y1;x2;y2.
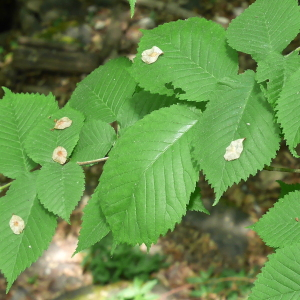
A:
9;214;25;234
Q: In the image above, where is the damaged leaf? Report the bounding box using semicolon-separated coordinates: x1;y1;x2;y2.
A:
53;117;72;130
9;215;25;234
52;146;67;164
224;138;245;161
141;46;163;64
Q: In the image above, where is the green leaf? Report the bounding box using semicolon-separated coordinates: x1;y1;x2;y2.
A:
74;190;110;254
0;172;57;292
187;186;209;215
196;71;280;203
227;0;300;61
248;244;300;300
128;0;136;17
130;18;238;102
0;88;58;178
256;51;300;106
276;68;300;157
99;104;201;245
251;190;300;248
37;162;85;222
68;57;136;122
277;180;300;198
24;106;84;165
71;119;116;163
117;90;178;134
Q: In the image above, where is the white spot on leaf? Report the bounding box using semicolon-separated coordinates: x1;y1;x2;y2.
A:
52;146;67;164
54;117;72;130
141;46;163;64
224;138;245;161
9;215;25;234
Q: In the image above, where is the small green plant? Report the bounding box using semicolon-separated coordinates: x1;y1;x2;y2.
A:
27;274;38;285
1;0;300;298
83;234;166;284
113;278;158;300
188;267;256;299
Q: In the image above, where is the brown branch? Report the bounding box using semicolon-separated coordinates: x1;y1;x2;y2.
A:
158;284;193;300
77;157;109;166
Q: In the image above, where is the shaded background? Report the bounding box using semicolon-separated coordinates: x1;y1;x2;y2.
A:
0;0;300;299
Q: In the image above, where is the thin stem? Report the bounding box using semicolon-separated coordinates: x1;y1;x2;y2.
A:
77;157;109;166
203;276;255;284
263;165;300;174
0;182;12;192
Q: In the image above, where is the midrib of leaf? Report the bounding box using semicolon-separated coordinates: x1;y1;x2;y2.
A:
165;33;217;81
196;71;280;202
100;105;200;244
81;64;128;116
79;83;115;116
140;124;197;173
129;125;196;229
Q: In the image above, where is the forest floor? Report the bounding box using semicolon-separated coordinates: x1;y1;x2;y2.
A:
1;0;300;299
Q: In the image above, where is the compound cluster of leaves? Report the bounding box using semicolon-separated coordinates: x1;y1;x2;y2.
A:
1;0;300;297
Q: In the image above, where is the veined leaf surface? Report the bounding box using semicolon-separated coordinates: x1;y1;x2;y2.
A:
251;190;300;248
256;51;300;106
0;88;58;178
227;0;300;61
117;90;178;134
71;119;116;163
196;71;280;203
37;162;85;222
131;18;238;102
0;172;57;291
24;106;84;165
98;105;201;245
249;244;300;300
68;57;136;122
276;68;300;157
74;190;110;254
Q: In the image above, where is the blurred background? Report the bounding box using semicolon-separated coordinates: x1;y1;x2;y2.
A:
0;0;300;299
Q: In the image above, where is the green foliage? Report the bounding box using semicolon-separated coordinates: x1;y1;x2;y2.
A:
68;57;136;123
83;234;166;284
0;172;57;292
250;190;300;249
226;0;300;61
196;71;280;203
130;18;238;102
0;88;58;178
24;106;84;164
248;244;300;300
1;0;300;297
98;104;200;246
188;267;255;299
128;0;136;18
114;278;158;300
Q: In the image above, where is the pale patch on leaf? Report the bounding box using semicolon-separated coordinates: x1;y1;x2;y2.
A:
54;117;72;130
224;138;245;161
141;46;163;64
52;146;67;164
9;215;25;234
